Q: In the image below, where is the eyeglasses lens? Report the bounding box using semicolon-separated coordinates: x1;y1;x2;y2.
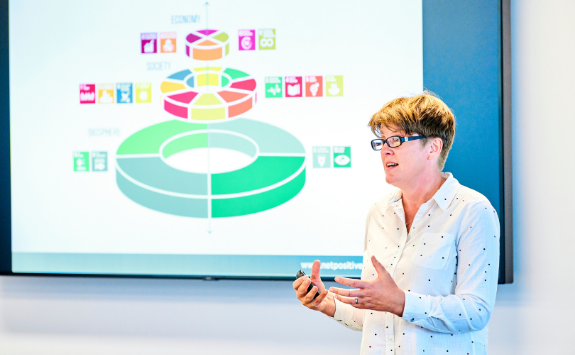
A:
388;137;401;148
372;140;383;151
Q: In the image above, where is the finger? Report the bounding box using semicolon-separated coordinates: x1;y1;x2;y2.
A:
311;289;329;307
371;255;390;277
303;286;319;305
329;286;363;298
296;277;311;297
334;294;366;309
335;276;368;289
292;276;305;291
310;260;325;292
311;260;321;280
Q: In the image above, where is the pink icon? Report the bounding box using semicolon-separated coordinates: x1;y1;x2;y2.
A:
285;76;303;97
238;29;255;51
79;84;96;104
141;33;157;54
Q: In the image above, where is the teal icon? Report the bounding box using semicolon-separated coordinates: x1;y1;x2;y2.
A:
116;83;133;103
73;151;89;171
92;151;108;171
265;77;283;98
116;119;306;218
333;146;351;168
312;146;331;168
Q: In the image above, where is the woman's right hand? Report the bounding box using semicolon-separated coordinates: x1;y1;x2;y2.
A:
292;260;336;317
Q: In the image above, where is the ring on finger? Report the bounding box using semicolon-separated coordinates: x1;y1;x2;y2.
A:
355;298;359;305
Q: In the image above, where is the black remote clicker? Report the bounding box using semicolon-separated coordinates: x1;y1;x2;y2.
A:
296;270;321;299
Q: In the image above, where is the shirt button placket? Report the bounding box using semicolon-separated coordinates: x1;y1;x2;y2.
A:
386;225;406;351
385;313;395;348
391;230;407;277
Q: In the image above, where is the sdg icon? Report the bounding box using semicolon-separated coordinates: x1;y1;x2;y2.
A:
92;152;108;172
265;77;283;98
141;33;157;54
73;152;89;171
258;29;276;50
285;76;302;97
333;146;351;168
79;84;95;104
116;83;133;104
238;29;256;51
313;147;331;168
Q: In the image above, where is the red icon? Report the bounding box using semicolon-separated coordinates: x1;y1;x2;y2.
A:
285;76;302;97
79;84;96;104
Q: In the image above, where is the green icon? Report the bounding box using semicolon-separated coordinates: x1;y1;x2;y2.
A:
313;146;331;168
265;77;283;98
73;151;89;171
92;151;108;172
333;146;351;168
258;29;276;50
326;75;343;97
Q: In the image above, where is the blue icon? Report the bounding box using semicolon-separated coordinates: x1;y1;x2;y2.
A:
116;83;133;104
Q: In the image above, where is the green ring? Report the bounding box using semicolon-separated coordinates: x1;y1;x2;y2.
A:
116;119;306;218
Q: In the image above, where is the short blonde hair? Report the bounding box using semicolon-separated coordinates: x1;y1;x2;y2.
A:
368;92;456;169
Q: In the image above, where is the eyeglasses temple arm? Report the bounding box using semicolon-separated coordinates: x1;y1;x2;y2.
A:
402;136;426;142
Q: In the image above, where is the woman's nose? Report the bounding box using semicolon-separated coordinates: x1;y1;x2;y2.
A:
381;145;393;155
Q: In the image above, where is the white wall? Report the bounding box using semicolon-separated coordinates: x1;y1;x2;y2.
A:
2;1;575;353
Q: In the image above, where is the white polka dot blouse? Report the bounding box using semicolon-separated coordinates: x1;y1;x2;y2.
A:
331;173;500;355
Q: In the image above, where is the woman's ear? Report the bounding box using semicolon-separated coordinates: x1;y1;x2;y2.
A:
428;137;443;160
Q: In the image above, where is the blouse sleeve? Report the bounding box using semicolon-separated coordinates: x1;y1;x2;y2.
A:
330;298;365;331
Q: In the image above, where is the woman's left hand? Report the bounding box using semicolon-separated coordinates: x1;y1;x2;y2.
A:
329;255;406;316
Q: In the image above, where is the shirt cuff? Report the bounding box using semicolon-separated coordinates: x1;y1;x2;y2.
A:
402;290;429;323
331;296;353;321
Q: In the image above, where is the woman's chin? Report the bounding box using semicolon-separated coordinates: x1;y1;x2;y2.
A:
384;174;397;186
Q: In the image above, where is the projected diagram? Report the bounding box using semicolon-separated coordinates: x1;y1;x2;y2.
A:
116;29;306;218
160;67;256;121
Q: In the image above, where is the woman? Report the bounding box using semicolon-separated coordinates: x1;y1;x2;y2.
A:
293;93;500;355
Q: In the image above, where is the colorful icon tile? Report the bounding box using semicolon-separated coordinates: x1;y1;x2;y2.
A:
305;76;323;97
185;29;229;61
92;151;108;172
313;147;331;168
79;84;95;104
238;29;256;51
265;77;283;98
98;84;114;104
258;29;276;50
116;83;133;104
326;75;343;97
73;152;89;171
141;33;157;54
135;83;152;103
333;146;351;168
285;76;302;97
160;32;177;53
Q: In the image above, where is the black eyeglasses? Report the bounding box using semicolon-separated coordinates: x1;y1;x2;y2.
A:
371;136;426;151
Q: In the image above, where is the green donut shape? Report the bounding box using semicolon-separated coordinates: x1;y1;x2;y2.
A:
116;119;306;218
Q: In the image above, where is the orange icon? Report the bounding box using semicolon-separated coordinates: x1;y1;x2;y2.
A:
305;76;323;97
160;32;177;53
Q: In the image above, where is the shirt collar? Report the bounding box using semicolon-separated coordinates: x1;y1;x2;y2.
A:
386;172;460;211
433;172;460;211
